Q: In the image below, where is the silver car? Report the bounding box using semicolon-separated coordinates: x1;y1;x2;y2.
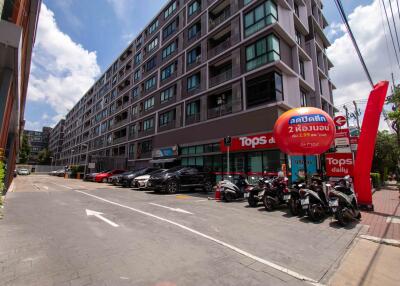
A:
17;168;30;175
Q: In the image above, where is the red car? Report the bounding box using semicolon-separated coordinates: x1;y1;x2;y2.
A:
94;169;126;183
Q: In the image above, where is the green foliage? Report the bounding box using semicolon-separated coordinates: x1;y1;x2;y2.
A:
70;165;84;178
370;173;381;188
387;87;400;144
0;161;5;196
372;131;399;179
19;134;30;164
38;148;52;165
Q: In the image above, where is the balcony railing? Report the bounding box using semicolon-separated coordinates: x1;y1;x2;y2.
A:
113;118;128;129
138;129;155;137
208;37;231;58
186;113;201;125
207;103;233;119
209;7;231;30
113;136;127;145
209;68;232;87
158;120;176;132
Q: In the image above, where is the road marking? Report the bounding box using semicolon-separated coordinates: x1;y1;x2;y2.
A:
149;203;193;214
194;199;208;203
386;216;400;224
175;195;189;199
75;190;320;285
360;235;400;247
86;209;119;227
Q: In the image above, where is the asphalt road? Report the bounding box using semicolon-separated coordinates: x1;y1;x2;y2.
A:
0;175;362;286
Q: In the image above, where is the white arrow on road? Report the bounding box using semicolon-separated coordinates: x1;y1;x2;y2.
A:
149;203;193;214
85;209;119;227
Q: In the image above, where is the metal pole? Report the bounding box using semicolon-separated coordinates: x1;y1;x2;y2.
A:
227;146;230;180
353;101;361;131
343;105;350;128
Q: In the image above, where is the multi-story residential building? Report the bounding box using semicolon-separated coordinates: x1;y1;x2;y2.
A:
60;0;335;180
48;119;65;166
0;0;41;190
23;127;52;164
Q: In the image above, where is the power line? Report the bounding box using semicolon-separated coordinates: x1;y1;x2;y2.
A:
381;0;400;69
381;0;397;73
334;0;374;87
389;0;400;54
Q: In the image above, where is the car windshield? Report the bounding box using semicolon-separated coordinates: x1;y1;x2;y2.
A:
150;169;167;175
166;166;186;173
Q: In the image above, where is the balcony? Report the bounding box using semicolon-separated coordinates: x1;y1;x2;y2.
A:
186;113;201;125
208;34;231;59
209;67;232;87
113;118;128;129
138;129;155;138
113;136;127;145
209;6;231;31
158;120;176;132
207;103;232;119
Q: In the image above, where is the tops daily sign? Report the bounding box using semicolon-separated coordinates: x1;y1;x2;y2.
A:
220;132;276;152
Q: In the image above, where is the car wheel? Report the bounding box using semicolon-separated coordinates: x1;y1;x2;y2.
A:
166;180;179;194
203;181;213;193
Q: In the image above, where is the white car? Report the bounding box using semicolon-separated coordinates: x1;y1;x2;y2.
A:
133;169;167;189
17;168;30;175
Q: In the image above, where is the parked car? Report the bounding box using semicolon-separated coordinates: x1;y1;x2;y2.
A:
132;169;167;189
84;170;109;181
120;167;159;187
49;169;65;176
94;169;126;183
147;166;215;194
17;168;30;175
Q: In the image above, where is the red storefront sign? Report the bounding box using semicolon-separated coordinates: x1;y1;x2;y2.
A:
325;153;354;177
335;128;350;138
220;132;277;152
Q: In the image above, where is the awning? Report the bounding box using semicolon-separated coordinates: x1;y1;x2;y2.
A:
149;158;177;164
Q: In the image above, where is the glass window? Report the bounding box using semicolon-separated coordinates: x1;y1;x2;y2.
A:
146;56;157;72
188;0;200;16
299;59;305;79
132;87;140;99
188;146;196;154
195;145;204;154
181;147;188;155
144;97;154;110
182;157;188;165
262;150;281;172
188;22;201;40
145;76;156;90
164;1;177;19
187;46;201;65
129;144;136;159
188;157;196;166
187;73;200;90
295;29;301;45
143;118;154;130
134;52;142;65
162;41;177;59
300;89;307;107
148;19;159;34
134;69;141;81
147;37;158;52
247;152;263;174
161;62;176;80
159;110;175;126
186;100;200;115
196;156;204;166
244;0;253;5
163;18;178;39
161;85;175;102
246;34;280;71
244;0;278;37
246;72;283;107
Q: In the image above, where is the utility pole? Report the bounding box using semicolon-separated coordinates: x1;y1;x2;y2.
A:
343;105;350;128
352;101;361;132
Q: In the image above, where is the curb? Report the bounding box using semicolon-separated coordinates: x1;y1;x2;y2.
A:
359;234;400;247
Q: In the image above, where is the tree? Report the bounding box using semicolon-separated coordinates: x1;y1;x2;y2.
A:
38;148;52;165
372;131;399;179
387;86;400;145
19;134;30;164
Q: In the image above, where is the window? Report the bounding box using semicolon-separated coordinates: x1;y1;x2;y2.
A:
188;22;201;40
162;41;177;59
300;89;307;107
132;87;140;99
186;100;200;116
147;37;158;52
140;140;152;153
294;2;299;16
145;76;156;90
319;78;323;94
295;29;301;45
188;0;200;16
299;59;305;79
161;85;175;102
146;56;157;72
143;118;154;130
144;97;155;110
163;19;178;39
164;1;177;19
159;110;175;126
187;73;200;90
246;72;283;107
245;34;280;71
134;69;141;81
134;52;142;65
187;46;201;65
161;62;176;80
244;0;254;5
132;105;139;116
129;144;136;159
244;0;278;37
148;19;159;34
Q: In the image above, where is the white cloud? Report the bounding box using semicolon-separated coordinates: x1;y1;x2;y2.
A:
106;0;133;22
27;4;100;123
327;0;398;130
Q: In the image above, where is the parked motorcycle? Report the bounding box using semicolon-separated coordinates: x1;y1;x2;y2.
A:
262;175;290;211
288;181;307;216
299;176;331;222
246;177;269;208
328;175;361;226
220;176;250;202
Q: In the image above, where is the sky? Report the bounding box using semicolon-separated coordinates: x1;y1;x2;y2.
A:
24;0;395;131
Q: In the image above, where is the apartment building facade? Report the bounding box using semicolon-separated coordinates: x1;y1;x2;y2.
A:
58;0;335;179
23;127;51;164
48;119;65;166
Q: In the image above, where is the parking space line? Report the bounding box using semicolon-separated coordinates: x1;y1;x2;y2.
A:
74;189;321;285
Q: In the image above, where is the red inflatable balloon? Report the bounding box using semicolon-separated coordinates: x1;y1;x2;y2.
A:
273;107;335;155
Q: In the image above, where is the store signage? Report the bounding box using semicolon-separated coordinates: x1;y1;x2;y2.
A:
350;137;359;151
273;107;336;155
334;128;350;152
334;116;347;127
325;153;354;177
88;163;95;169
152;145;178;158
335;128;350;138
220;132;276;152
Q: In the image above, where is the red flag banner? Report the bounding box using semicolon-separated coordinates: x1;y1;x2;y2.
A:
353;81;389;208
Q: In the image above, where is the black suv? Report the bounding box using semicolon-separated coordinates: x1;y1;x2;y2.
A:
147;166;215;194
120;167;159;187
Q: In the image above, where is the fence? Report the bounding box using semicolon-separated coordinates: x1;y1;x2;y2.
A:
16;165;65;174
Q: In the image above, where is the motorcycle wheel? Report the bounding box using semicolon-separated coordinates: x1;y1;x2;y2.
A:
337;209;352;227
309;205;324;222
288;199;299;216
224;192;235;202
263;196;274;212
248;193;258;208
